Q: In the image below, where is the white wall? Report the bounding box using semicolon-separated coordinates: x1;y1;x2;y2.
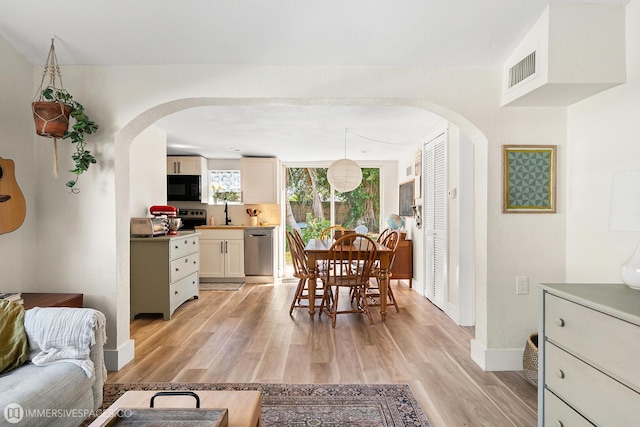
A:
130;126;167;217
0;41;571;369
0;36;37;290
566;0;640;283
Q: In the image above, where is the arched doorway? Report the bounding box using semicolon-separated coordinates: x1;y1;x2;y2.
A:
114;97;488;363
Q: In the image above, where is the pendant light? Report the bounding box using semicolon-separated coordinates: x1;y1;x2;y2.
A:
327;129;362;192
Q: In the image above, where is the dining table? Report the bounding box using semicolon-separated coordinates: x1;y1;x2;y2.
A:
304;238;393;321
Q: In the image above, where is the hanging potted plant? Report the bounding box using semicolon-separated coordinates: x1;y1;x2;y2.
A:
31;39;99;192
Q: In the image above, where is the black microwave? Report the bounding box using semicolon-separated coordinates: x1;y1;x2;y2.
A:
167;175;202;202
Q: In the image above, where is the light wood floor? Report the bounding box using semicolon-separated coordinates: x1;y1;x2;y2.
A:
107;278;537;426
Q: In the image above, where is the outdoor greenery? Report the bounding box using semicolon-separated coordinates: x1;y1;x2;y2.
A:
285;167;380;242
338;168;380;230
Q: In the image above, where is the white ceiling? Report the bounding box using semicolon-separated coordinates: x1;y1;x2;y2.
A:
0;0;628;161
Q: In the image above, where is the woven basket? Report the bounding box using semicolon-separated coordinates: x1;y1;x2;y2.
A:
522;333;539;387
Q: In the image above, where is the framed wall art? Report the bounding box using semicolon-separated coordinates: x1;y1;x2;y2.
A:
399;179;415;217
503;145;557;214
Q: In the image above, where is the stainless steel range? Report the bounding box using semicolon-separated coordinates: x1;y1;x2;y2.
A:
178;208;207;230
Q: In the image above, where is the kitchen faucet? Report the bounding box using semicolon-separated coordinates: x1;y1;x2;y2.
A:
224;201;231;225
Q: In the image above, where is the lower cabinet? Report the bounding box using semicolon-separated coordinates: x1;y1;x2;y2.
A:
539;283;640;426
130;233;200;320
199;229;244;279
390;237;413;287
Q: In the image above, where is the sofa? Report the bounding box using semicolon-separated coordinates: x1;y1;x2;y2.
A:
0;306;107;427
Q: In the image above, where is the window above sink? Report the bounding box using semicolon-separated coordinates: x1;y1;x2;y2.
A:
210;170;241;205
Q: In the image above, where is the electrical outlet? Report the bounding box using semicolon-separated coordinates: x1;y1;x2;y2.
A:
516;276;529;295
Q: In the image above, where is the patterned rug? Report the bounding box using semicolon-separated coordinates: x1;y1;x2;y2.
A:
199;282;245;291
96;382;432;426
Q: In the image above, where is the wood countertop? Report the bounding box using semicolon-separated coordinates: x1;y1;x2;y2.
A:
195;225;276;230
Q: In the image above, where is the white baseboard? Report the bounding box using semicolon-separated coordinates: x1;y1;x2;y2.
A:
470;339;523;371
445;302;459;324
104;339;135;371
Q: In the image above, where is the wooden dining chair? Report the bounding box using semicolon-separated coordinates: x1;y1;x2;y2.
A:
286;231;326;316
320;234;378;327
376;227;392;244
366;229;401;312
291;227;305;249
319;224;346;239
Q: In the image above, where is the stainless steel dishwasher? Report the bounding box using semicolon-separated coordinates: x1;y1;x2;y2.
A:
244;228;274;276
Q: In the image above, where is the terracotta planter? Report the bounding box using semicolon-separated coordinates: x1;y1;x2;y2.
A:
32;101;71;138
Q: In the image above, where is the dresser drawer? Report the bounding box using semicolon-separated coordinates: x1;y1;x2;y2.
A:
545;293;640;390
170;272;199;313
544;390;593;427
170;235;199;260
170;252;199;283
545;342;640;426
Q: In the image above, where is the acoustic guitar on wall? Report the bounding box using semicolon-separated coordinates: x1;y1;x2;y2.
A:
0;157;26;235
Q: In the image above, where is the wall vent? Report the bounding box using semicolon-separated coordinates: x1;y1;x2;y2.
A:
508;51;536;88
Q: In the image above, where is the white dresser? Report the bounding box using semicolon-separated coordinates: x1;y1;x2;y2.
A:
539;283;640;426
131;232;200;320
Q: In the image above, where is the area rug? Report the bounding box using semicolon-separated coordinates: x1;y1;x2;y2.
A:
199;282;245;291
96;382;432;426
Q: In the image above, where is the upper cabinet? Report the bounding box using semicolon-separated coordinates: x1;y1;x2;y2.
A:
167;156;207;175
241;157;281;204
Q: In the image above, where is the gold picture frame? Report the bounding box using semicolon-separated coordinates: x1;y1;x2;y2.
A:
503;145;557;214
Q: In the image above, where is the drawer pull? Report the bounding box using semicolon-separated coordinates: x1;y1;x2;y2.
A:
556;369;565;379
555;421;563;427
174;245;179;249
555;318;565;327
175;291;178;295
184;258;189;263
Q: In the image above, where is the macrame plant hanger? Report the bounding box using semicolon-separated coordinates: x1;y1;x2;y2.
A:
33;38;66;178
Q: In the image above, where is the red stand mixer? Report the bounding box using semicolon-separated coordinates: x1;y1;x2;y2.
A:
149;205;181;235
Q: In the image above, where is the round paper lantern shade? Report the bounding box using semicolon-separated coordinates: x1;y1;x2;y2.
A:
327;159;362;192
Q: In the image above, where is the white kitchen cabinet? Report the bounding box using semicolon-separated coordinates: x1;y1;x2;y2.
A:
130;233;200;320
241;157;281;204
199;229;244;279
539;283;640;427
167;156;207;175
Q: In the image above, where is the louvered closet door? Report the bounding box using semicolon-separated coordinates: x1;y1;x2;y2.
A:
423;134;447;310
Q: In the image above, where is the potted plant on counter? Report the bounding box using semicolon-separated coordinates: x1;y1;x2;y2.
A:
31;39;99;192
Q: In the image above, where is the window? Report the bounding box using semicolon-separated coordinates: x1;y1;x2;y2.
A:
209;170;241;204
285;167;380;241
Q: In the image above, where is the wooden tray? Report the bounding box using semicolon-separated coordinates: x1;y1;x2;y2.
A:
99;391;228;427
101;408;228;426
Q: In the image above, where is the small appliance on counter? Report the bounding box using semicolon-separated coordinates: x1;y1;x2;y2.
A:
130;217;168;237
131;205;181;237
149;205;178;217
167;217;182;235
150;205;181;235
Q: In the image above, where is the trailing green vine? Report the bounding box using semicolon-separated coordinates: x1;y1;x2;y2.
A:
41;86;98;190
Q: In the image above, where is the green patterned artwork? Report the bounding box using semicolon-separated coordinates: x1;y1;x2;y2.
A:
503;145;556;213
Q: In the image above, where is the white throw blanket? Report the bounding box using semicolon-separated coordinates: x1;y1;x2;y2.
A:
24;307;106;378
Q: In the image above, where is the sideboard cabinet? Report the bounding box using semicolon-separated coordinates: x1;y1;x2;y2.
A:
390;236;413;288
539;283;640;426
131;233;200;320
